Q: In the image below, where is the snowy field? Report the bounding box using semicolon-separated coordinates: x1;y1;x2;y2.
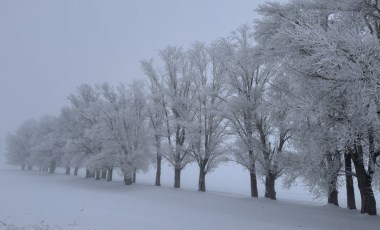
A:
1;161;380;230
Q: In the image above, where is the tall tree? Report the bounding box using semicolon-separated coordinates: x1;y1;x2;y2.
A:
187;42;229;192
255;0;380;214
142;46;196;188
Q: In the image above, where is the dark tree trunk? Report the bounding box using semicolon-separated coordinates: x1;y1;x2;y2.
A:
328;187;339;206
85;169;94;178
132;170;137;183
174;168;181;188
49;161;56;174
265;172;276;200
74;167;79;176
198;165;206;192
250;163;258;197
95;170;101;180
250;172;258;197
352;141;377;215
65;167;71;175
101;169;107;179
155;154;162;186
345;152;356;209
106;168;113;182
124;174;133;185
27;165;33;171
21;165;26;170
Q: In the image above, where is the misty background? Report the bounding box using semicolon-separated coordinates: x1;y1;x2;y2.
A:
0;0;269;162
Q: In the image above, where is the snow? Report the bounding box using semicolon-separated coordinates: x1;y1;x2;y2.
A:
1;163;379;230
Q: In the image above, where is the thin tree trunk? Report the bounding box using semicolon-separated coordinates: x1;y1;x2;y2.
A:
345;151;356;209
65;167;71;175
74;167;79;176
198;165;206;192
106;167;113;181
27;165;33;171
250;162;258;197
132;170;137;183
21;165;26;170
155;154;162;186
265;172;276;200
174;168;181;188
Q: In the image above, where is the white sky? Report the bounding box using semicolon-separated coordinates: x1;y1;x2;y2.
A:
0;0;277;155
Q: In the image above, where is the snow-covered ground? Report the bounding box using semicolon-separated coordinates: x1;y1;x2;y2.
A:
1;163;380;230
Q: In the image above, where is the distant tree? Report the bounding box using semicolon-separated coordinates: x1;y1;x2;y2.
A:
5;119;37;170
95;81;151;185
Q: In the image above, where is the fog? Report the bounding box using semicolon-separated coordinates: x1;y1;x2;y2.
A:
0;0;268;158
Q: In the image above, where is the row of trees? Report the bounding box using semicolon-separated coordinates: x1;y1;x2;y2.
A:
6;0;380;215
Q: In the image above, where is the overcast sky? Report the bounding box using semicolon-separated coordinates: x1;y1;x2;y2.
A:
0;0;274;156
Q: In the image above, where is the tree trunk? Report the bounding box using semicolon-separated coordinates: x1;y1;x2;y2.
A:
265;172;276;200
174;168;181;188
198;166;206;192
124;174;133;185
132;170;137;183
85;169;94;178
352;142;377;215
65;167;71;175
49;161;56;174
21;165;26;170
155;154;162;186
250;164;258;197
101;169;107;179
344;152;356;209
95;170;101;180
106;168;113;182
328;187;339;206
27;165;33;171
74;167;79;176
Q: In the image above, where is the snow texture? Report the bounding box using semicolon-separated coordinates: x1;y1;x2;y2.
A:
0;163;379;230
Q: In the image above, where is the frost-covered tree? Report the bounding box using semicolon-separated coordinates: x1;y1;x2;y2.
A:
187;42;229;192
142;46;196;188
29;116;64;174
255;0;380;214
67;84;101;178
143;62;166;186
95;81;151;185
218;25;267;198
5;119;37;170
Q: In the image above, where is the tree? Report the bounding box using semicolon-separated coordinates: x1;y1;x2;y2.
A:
255;0;380;214
95;82;151;185
143;61;166;186
142;46;196;188
29;116;64;174
5;119;37;170
187;41;229;192
218;25;265;198
66;84;101;179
